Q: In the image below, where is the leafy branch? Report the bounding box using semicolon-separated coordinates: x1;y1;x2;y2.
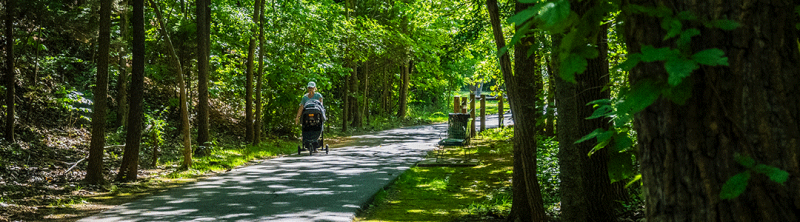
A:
720;154;789;200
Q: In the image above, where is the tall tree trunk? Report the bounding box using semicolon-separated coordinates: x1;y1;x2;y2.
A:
244;37;255;143
397;60;410;119
624;0;800;221
196;0;210;149
343;69;349;132
244;0;261;143
554;1;624;220
116;0;129;128
254;0;264;144
381;65;389;115
350;66;361;128
150;0;191;169
535;61;545;137
117;0;145;182
546;66;555;137
361;61;369;126
5;0;15;142
554;35;585;222
86;0;112;185
488;0;547;221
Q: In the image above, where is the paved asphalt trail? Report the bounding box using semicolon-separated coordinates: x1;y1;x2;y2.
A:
80;114;512;222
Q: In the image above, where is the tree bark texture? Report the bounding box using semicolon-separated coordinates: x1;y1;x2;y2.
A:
254;0;264;144
350;66;361;128
362;62;369;126
555;55;584;222
397;60;410;119
623;0;800;221
546;64;556;137
244;0;261;143
150;0;192;169
116;0;129;128
5;0;15;142
343;70;349;132
553;1;624;220
245;36;255;142
570;13;619;221
196;0;210;149
488;0;547;221
86;0;112;185
117;0;145;182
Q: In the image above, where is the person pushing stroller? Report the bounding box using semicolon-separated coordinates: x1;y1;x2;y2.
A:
295;81;324;124
295;82;328;155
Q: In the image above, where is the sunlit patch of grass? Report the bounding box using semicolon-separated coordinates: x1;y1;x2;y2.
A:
48;196;88;208
466;188;512;217
164;139;297;179
355;130;516;222
423;176;450;191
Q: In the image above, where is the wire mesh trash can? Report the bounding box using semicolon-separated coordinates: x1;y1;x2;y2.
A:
447;113;470;140
435;113;473;162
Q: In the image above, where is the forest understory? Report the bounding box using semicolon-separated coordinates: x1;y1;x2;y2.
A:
0;80;276;221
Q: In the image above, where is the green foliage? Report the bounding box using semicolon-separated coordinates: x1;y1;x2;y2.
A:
720;172;750;200
48;196;88;208
537;136;560;206
720;154;790;200
528;4;740;183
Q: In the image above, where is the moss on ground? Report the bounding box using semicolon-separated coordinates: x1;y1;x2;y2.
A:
355;129;515;222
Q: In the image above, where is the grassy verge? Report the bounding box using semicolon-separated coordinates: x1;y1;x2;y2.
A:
354;128;507;221
355;127;562;222
161;139;298;178
0;137;301;222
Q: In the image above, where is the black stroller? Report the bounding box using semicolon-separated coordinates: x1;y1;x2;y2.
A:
298;100;329;155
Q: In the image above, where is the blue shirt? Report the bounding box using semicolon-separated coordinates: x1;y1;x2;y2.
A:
300;92;323;106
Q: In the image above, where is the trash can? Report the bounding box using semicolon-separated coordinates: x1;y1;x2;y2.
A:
447;113;471;139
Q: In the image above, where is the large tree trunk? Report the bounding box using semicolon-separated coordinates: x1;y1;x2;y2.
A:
116;0;129;128
381;65;390;115
117;0;145;182
555;1;623;220
244;0;261;143
545;64;556;137
86;0;112;185
623;0;800;221
343;70;349;132
487;0;547;221
361;62;370;126
244;36;255;142
150;0;191;169
254;0;264;144
555;47;584;222
196;0;210;149
5;0;15;142
350;66;361;128
396;60;410;119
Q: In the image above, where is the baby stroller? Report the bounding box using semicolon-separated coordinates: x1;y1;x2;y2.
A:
298;100;329;155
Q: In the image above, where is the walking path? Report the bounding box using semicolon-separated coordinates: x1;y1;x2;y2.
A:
80;114;512;222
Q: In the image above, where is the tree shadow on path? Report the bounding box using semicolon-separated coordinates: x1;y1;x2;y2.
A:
80;124;447;222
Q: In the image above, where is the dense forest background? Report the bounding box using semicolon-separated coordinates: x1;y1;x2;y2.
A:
2;0;799;221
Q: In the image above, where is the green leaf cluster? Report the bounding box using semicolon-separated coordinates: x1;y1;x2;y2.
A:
720;154;790;200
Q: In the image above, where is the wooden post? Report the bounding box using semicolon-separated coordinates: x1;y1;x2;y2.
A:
462;97;467;113
454;96;460;113
480;95;486;132
498;95;504;128
470;93;476;137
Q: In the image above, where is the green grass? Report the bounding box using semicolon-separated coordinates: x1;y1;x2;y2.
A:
356;127;563;221
356;128;516;222
163;139;298;178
